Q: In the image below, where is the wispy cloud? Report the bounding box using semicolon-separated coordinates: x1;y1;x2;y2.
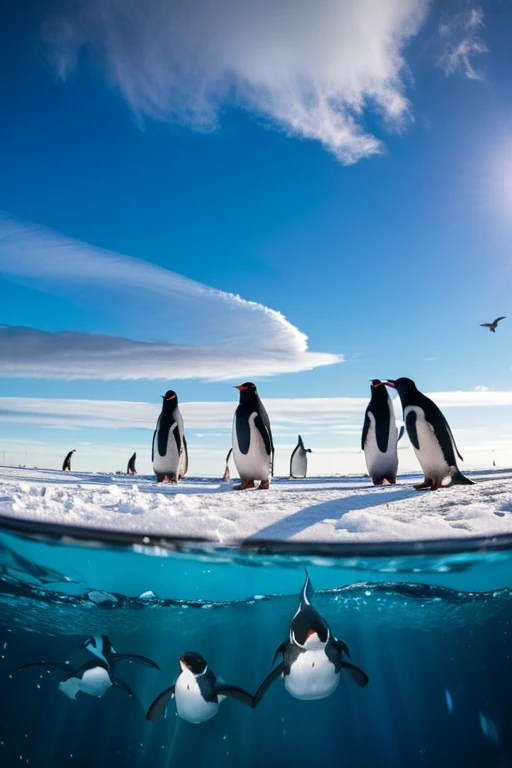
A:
438;6;487;81
42;0;427;164
2;391;512;432
0;212;340;380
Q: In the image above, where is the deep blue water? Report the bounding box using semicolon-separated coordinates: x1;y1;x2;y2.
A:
0;523;511;768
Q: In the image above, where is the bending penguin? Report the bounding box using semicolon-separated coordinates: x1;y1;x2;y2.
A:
232;382;274;490
362;379;401;485
127;452;137;474
146;651;255;725
62;449;75;472
222;448;233;482
83;634;159;671
383;377;474;490
290;435;312;478
254;571;368;704
152;390;185;483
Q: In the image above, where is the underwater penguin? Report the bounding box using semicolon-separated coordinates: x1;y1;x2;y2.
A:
179;435;189;479
146;651;255;725
254;571;368;704
290;435;312;478
62;449;75;472
362;380;399;485
83;635;159;671
232;382;274;490
383;378;474;490
222;448;233;482
127;452;137;474
152;390;185;483
19;658;137;702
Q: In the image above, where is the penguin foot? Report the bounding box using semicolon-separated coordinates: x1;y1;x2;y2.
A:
233;481;256;491
258;480;270;490
414;479;433;490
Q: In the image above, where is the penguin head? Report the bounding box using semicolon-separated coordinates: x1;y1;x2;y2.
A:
161;390;178;409
370;379;385;389
235;382;258;402
383;378;417;395
179;651;208;677
291;614;329;649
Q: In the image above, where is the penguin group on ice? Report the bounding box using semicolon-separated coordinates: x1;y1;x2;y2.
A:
19;572;368;724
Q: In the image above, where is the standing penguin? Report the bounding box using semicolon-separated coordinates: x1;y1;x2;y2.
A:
152;390;185;483
362;380;399;485
383;378;474;490
290;435;312;478
254;571;368;704
62;449;75;472
127;452;137;474
146;651;255;725
232;382;274;490
222;448;233;482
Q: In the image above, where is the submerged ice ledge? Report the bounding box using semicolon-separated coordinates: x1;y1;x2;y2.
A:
1;466;512;544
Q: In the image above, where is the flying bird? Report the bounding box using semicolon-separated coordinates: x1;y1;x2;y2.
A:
480;317;505;333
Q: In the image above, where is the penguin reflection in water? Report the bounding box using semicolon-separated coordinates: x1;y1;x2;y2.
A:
19;634;158;702
232;382;274;490
383;378;474;490
255;571;368;704
146;651;255;725
152;390;185;483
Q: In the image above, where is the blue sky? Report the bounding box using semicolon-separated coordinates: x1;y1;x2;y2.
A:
1;0;512;475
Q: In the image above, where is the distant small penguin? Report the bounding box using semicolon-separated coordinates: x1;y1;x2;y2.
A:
19;658;136;702
222;448;233;482
127;452;137;474
62;449;75;472
362;380;399;485
232;382;274;490
146;651;254;725
290;435;312;478
254;571;368;704
83;635;159;671
179;435;188;479
152;390;185;483
383;377;474;490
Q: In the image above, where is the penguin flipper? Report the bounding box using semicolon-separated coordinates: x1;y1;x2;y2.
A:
333;637;351;659
341;660;369;687
254;414;272;457
18;661;71;677
112;676;143;708
405;411;419;450
110;653;160;670
361;412;370;451
397;425;405;442
146;685;175;722
215;684;255;708
271;641;288;667
254;662;284;706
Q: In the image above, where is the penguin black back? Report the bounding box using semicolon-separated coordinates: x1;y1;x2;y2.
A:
362;380;392;453
156;390;180;457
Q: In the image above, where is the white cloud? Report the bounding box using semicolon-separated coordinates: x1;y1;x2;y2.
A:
438;6;487;81
0;212;340;380
42;0;427;164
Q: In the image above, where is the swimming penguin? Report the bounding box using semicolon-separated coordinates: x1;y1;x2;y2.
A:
62;449;75;472
480;316;505;333
83;635;159;671
19;658;137;702
383;378;474;490
146;651;255;725
127;452;137;474
290;435;312;478
254;571;368;704
222;448;233;482
152;390;185;483
179;435;188;479
362;380;399;485
232;382;274;490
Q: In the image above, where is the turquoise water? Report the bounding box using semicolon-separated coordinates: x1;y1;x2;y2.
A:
0;519;511;767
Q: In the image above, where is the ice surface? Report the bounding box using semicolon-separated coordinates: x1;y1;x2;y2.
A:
1;466;512;543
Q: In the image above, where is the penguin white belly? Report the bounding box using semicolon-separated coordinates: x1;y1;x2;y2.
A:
285;650;339;700
175;672;219;724
152;423;182;476
232;413;271;482
405;406;450;481
364;410;398;482
291;450;307;478
59;667;112;700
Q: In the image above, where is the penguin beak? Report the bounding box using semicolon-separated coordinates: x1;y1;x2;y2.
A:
382;380;396;387
306;629;318;639
165;394;176;400
234;385;247;391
